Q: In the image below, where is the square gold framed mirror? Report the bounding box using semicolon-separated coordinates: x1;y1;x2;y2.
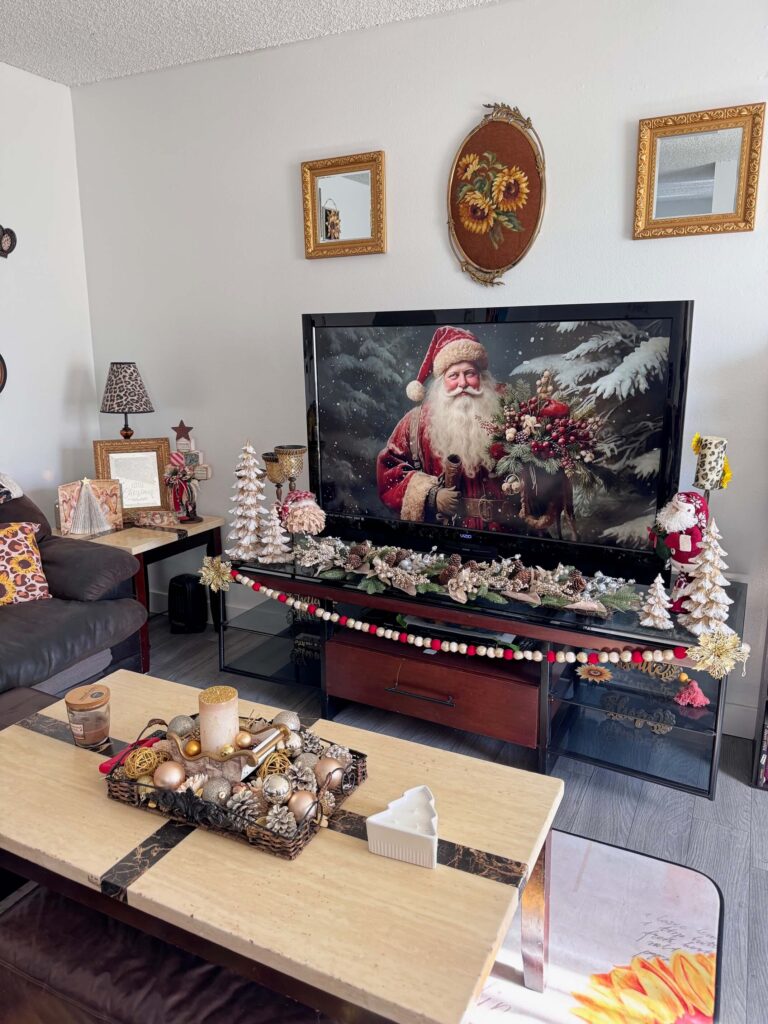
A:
301;151;386;258
634;103;764;239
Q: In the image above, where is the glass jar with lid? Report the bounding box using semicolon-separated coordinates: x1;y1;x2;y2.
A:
64;683;111;749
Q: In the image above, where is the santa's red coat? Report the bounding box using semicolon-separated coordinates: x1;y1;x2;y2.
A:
376;405;504;529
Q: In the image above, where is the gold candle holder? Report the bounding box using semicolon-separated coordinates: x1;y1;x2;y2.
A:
262;451;287;502
275;444;307;492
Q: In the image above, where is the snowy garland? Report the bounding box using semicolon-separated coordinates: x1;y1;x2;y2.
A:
198;557;749;679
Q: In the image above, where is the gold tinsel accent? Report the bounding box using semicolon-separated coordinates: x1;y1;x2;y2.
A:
198;555;232;593
686;629;751;679
258;750;293;779
199;684;237;705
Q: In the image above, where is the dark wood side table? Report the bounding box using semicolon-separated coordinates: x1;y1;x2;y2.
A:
54;516;225;672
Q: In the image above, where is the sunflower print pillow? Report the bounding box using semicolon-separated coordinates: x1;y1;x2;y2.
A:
0;522;51;606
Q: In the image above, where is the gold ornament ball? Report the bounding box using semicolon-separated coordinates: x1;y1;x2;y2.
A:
235;730;253;749
167;714;196;737
272;710;301;732
288;790;319;824
678;672;690;683
153;760;186;790
183;738;201;757
219;743;236;757
315;756;344;791
262;773;292;806
124;746;159;779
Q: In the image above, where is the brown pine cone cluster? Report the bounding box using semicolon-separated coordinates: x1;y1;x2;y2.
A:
513;568;533;588
349;542;370;559
448;552;463;568
383;551;398;566
346;553;363;569
394;549;409;564
567;571;587;594
438;565;459;585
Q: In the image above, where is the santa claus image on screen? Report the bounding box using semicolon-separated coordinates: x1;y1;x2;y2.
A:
376;326;512;530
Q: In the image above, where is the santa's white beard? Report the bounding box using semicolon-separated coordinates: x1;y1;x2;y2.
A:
656;499;697;533
425;372;500;478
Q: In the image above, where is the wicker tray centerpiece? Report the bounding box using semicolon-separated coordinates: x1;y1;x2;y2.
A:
105;688;367;860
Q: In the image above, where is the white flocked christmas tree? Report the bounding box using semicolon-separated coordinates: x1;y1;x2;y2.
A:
226;442;269;561
677;517;733;636
639;574;673;630
258;504;293;564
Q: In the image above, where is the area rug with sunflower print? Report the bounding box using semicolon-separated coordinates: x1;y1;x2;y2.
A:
471;830;720;1024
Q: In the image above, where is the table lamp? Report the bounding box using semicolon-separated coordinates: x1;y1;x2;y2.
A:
100;362;154;439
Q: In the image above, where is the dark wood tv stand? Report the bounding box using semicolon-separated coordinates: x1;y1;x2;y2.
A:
228;568;748;800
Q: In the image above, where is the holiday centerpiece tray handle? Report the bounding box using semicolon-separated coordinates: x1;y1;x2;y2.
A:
104;687;367;860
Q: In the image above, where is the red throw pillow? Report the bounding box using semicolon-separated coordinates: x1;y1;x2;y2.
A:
0;522;51;605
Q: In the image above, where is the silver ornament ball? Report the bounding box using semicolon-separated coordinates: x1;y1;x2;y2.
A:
200;778;232;806
262;773;292;806
167;714;196;737
272;711;301;732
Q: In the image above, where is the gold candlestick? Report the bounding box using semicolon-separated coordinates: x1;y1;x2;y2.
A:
275;444;307;493
262;451;287;503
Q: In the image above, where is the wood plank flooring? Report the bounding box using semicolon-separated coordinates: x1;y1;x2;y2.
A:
146;617;766;1024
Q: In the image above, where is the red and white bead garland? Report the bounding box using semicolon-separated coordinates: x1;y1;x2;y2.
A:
231;570;692;667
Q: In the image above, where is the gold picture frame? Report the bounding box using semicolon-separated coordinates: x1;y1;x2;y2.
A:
301;151;386;259
93;437;171;519
633;103;764;239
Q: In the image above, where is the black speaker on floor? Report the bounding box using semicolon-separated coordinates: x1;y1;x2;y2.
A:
168;573;208;634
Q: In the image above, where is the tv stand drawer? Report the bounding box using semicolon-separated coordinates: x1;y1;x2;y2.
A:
325;634;539;748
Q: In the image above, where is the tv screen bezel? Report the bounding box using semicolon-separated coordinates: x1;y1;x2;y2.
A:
303;300;692;583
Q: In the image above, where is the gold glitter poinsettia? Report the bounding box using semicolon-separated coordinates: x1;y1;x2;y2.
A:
198;555;232;593
686;629;751;679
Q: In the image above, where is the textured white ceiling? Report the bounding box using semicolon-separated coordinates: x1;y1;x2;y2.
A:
0;0;500;87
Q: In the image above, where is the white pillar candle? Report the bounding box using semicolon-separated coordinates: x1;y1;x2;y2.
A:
199;685;240;754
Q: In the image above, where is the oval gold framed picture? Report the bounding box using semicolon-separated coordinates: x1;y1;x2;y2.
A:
448;103;545;286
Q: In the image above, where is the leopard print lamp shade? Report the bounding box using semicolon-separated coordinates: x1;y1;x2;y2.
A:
100;362;153;439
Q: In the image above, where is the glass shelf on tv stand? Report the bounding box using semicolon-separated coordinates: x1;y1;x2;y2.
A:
239;562;748;651
218;585;328;688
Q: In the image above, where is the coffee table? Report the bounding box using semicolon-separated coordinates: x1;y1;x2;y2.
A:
0;670;563;1024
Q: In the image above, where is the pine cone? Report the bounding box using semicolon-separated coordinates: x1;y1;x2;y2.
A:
349;542;370;559
288;764;318;793
438;566;458;585
448;552;463;568
226;789;263;829
346;553;363;569
319;791;336;816
383;551;398;566
467;560;479;570
394;548;409;564
265;804;297;837
513;568;533;588
568;571;587;594
300;730;324;756
325;743;353;768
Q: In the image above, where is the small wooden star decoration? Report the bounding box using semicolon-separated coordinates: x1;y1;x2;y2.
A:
172;420;193;441
198;556;232;593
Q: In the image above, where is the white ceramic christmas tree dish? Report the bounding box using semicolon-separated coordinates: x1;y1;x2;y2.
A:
366;785;438;869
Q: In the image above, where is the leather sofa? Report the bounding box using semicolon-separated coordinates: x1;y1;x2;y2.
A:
0;493;147;695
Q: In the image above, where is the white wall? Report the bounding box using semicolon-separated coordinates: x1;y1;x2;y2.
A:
0;63;97;512
71;0;768;736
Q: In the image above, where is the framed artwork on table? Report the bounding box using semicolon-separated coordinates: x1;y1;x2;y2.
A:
93;437;171;519
633;103;765;238
57;479;123;535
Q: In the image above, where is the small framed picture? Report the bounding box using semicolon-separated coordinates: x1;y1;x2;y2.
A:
93;437;171;519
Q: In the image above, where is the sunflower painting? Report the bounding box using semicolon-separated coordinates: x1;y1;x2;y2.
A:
448;103;545;285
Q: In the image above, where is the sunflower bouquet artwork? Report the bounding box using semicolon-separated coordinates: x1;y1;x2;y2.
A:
455;151;529;248
571;950;716;1024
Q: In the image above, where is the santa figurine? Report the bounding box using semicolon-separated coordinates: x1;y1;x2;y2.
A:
648;491;709;612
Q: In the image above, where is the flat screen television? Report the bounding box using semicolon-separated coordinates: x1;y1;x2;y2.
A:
303;301;692;583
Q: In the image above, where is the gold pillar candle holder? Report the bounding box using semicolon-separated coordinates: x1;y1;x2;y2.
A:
262;451;287;502
275;445;307;492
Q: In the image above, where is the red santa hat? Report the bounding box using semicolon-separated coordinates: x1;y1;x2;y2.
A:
405;326;488;402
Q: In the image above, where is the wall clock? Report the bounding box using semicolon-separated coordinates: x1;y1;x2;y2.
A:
0;354;6;394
